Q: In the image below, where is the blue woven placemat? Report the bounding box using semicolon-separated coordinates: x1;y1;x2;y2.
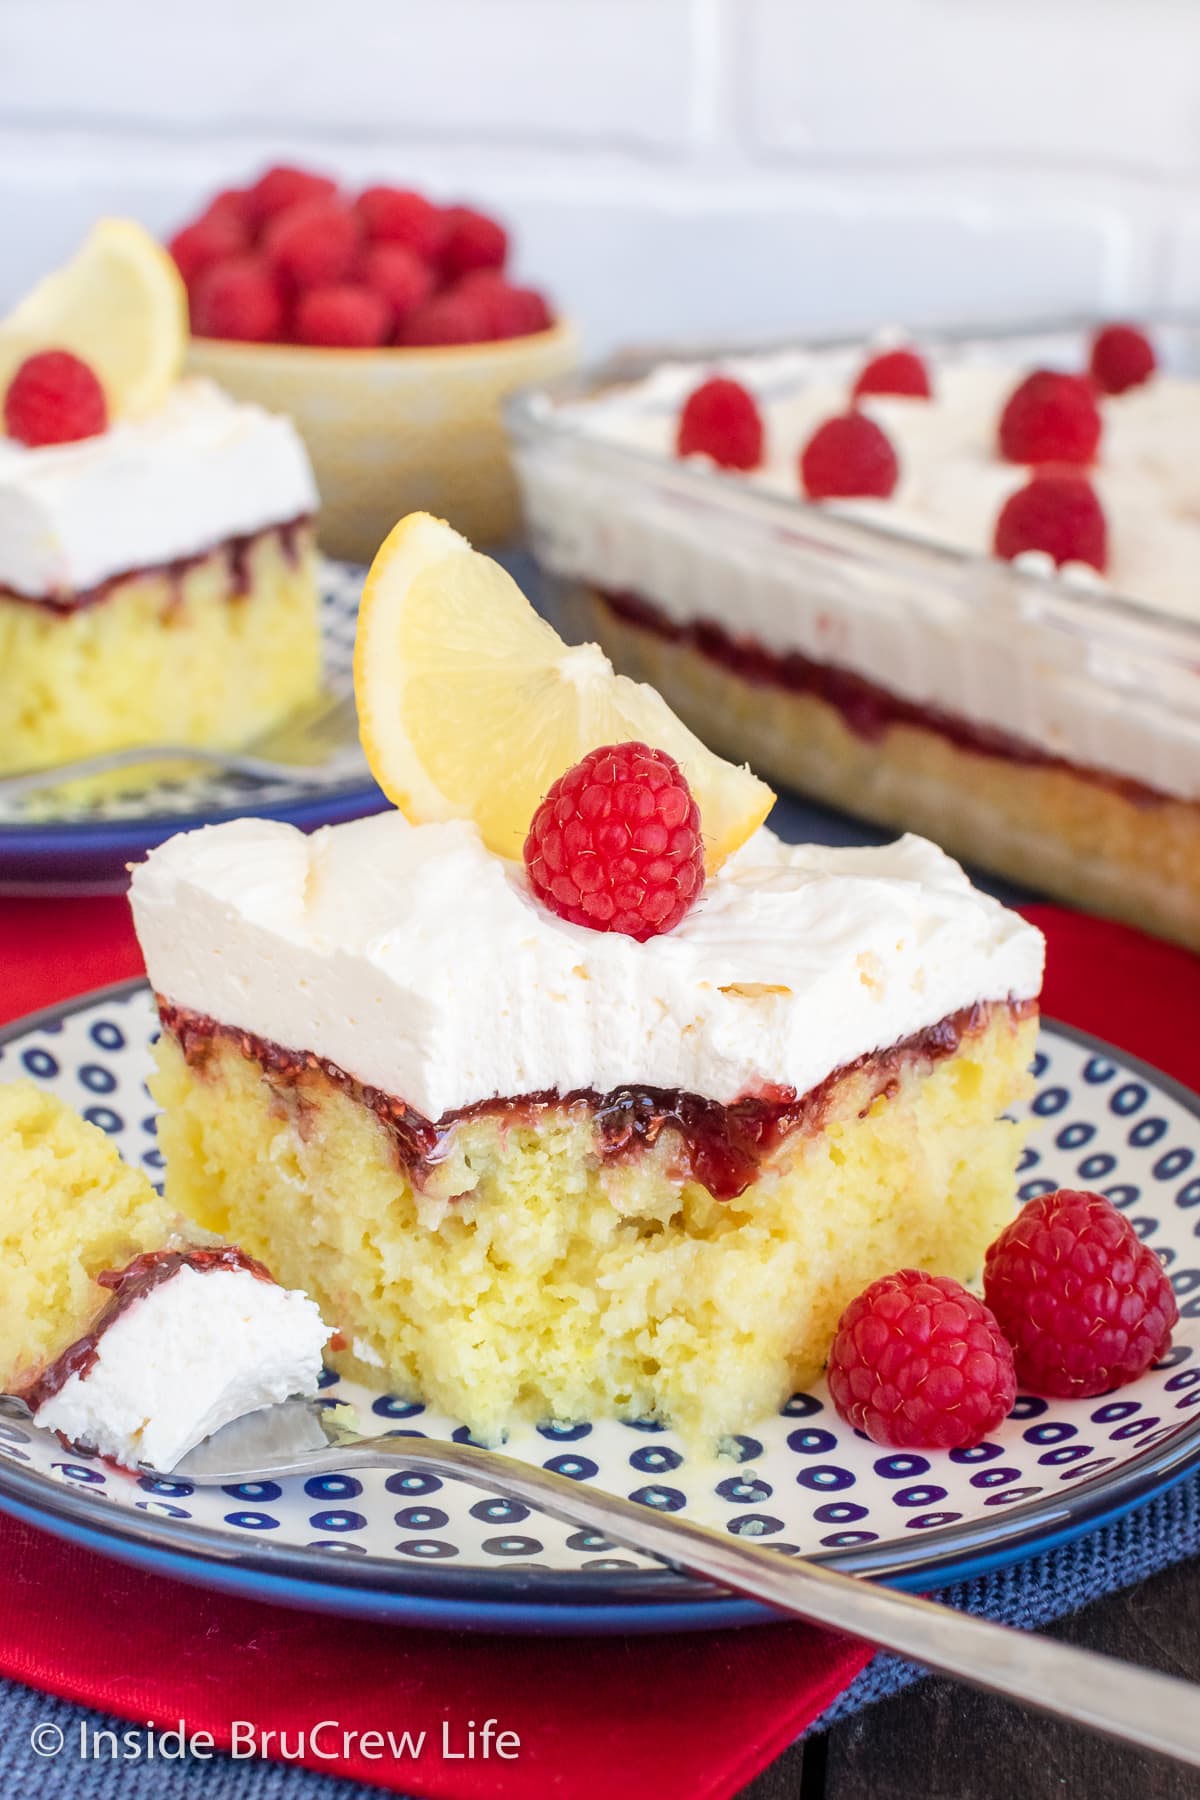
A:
812;1466;1200;1732
3;1471;1198;1797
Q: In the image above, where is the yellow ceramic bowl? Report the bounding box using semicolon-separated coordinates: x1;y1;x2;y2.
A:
187;322;577;562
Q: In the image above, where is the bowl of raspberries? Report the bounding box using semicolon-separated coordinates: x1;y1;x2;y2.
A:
170;163;576;560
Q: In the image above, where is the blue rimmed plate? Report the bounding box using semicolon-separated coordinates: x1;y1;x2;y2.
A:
0;562;384;896
1;980;1198;1635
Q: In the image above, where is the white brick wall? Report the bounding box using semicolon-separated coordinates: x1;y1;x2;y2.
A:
1;0;1196;354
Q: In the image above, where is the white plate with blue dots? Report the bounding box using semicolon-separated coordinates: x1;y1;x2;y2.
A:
1;980;1198;1635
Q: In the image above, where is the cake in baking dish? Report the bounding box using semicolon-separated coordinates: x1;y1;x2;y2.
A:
513;328;1200;949
130;515;1044;1445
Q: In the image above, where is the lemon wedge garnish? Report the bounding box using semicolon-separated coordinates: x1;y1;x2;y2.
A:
0;219;187;419
354;512;775;870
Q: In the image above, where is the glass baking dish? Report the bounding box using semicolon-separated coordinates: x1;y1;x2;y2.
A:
506;320;1200;951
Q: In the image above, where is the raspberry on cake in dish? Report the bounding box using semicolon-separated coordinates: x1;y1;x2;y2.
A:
130;513;1044;1448
511;324;1200;952
0;1083;329;1471
0;220;320;779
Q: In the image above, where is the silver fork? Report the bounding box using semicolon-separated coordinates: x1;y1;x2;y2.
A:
0;692;364;803
169;1398;1200;1770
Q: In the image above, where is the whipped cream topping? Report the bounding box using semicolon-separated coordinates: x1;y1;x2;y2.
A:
555;348;1200;616
516;339;1200;800
34;1263;331;1471
131;811;1043;1120
0;377;318;599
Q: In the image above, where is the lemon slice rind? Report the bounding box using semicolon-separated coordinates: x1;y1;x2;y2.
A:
0;219;187;419
355;512;775;871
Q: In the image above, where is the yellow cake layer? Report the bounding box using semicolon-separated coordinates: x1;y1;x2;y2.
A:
0;526;321;776
151;1008;1035;1445
0;1082;177;1394
581;588;1200;954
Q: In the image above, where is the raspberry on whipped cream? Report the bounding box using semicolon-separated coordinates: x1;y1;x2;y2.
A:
524;741;704;940
676;377;765;471
993;470;1108;572
1089;323;1156;396
4;350;108;448
852;348;932;401
800;411;899;499
997;369;1102;466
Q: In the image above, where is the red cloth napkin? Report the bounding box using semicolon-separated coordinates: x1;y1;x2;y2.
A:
0;895;1196;1799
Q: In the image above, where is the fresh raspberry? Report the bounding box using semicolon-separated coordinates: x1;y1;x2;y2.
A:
1089;323;1156;396
397;290;492;347
190;255;285;342
676;377;765;471
997;370;1102;465
264;198;360;292
852;348;932;400
993;470;1108;572
4;350;108;447
983;1190;1178;1399
523;741;704;941
205;188;256;231
354;186;446;262
800;412;899;499
494;284;553;339
828;1270;1016;1451
247;165;338;226
359;243;435;329
439;205;508;279
293;284;391;348
168;211;249;288
454;273;553;340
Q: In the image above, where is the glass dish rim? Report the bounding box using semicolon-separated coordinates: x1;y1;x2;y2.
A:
505;311;1200;657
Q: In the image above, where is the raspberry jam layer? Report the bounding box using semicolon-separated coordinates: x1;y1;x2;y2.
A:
159;995;1032;1202
598;588;1170;810
0;514;312;616
20;1245;273;1414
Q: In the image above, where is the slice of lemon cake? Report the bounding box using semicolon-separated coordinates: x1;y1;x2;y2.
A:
131;515;1044;1446
0;1082;330;1469
0;221;321;777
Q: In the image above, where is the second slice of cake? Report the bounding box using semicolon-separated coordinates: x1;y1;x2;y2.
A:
0;221;321;777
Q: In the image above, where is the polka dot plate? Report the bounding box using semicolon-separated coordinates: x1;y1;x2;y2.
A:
2;980;1200;1635
0;562;384;897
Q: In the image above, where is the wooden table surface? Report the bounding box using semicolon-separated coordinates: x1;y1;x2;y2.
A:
737;1556;1200;1799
